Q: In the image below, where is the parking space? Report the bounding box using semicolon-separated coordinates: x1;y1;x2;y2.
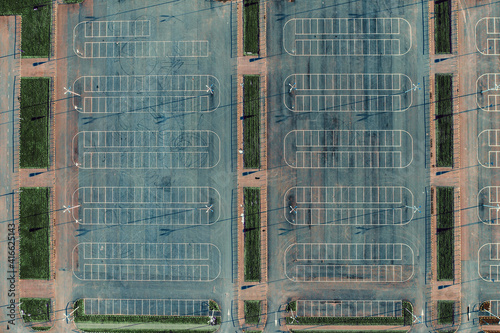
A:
477;129;500;168
72;130;220;169
284;186;415;225
296;300;402;317
476;73;500;111
489;300;500;316
477;186;500;224
284;130;413;168
283;18;412;56
478;243;500;282
284;74;414;112
73;187;220;225
84;298;210;316
72;75;220;114
72;242;221;281
73;20;208;58
284;243;414;282
475;17;500;55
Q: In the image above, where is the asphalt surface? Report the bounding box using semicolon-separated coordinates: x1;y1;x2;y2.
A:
265;0;430;332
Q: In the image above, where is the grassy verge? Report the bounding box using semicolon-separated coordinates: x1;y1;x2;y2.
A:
0;1;52;57
435;73;453;167
434;0;451;54
243;75;260;169
20;77;51;168
19;187;50;279
286;301;413;326
290;331;408;333
73;300;219;325
20;298;50;323
244;301;261;325
209;300;220;312
244;187;261;282
243;0;259;54
437;301;454;324
64;0;85;3
79;328;215;333
32;327;51;331
437;187;454;280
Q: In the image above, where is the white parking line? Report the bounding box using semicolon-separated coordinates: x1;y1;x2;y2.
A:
284;74;413;112
284;243;414;282
83;20;151;38
477;186;500;224
284;130;413;168
84;298;210;316
72;130;221;169
478;243;500;282
476;18;500;55
72;242;221;281
478;129;500;168
72;186;220;225
297;300;403;317
283;18;412;56
284;186;415;225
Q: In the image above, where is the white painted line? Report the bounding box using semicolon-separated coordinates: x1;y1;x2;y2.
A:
283;18;412;56
283;186;415;225
476;18;500;55
284;243;414;282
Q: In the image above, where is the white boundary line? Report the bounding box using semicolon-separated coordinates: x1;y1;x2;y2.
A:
477;186;500;224
283;186;415;224
282;18;412;56
476;18;500;55
477;129;499;168
72;242;221;281
296;299;403;318
476;73;500;111
71;75;221;112
478;243;500;282
71;130;221;169
283;242;415;282
283;73;413;112
283;130;414;169
84;298;210;316
71;186;221;225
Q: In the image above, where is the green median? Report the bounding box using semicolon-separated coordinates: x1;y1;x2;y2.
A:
20;298;50;323
243;75;260;169
19;187;50;280
243;0;259;55
437;187;454;280
20;77;51;168
435;74;453;167
434;0;451;54
244;300;261;325
0;1;52;57
244;187;261;282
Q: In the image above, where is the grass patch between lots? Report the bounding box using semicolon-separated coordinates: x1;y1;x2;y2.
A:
243;0;259;54
437;187;454;280
73;300;219;325
32;327;51;331
244;301;261;325
437;301;455;325
80;330;215;333
435;73;453;167
287;301;413;326
434;0;451;54
20;77;51;168
244;187;261;281
290;331;408;333
0;1;52;57
243;75;260;169
20;298;50;323
19;187;50;279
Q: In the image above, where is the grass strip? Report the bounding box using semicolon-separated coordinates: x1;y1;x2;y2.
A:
32;327;51;331
287;302;412;326
73;300;218;325
437;301;454;324
20;77;51;168
244;187;261;281
78;327;215;333
435;73;453;167
244;300;261;324
437;187;454;280
20;298;50;323
209;300;220;311
0;1;52;57
243;0;259;54
434;0;451;54
290;331;408;333
243;75;260;169
19;187;50;279
63;0;85;3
